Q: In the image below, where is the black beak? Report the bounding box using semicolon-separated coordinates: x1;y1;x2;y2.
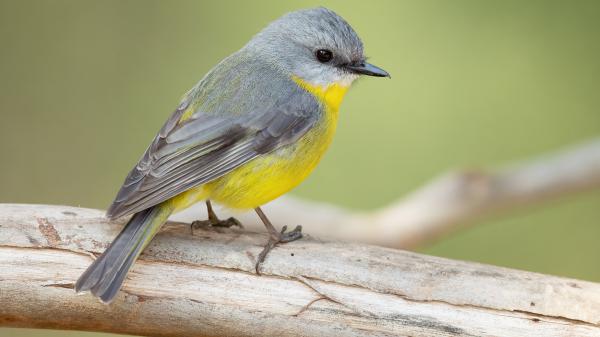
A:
344;61;390;78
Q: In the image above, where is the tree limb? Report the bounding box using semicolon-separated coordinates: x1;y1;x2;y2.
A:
173;138;600;249
1;204;599;337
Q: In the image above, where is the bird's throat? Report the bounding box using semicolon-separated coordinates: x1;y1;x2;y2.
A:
292;76;349;113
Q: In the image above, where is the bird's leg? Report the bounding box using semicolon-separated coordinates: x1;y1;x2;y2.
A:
190;200;243;234
254;206;303;274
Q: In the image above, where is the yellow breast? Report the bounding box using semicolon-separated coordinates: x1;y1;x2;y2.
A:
291;76;349;112
200;77;349;210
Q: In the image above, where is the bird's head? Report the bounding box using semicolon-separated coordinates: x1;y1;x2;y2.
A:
246;7;389;88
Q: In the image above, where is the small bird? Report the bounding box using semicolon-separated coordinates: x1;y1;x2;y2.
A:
76;7;389;303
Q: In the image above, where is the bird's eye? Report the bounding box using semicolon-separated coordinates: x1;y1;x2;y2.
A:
315;49;333;63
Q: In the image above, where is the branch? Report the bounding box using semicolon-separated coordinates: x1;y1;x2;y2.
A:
1;204;599;337
173;138;600;248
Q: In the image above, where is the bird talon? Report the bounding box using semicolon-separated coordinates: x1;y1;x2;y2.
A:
254;221;303;274
190;220;211;234
191;201;243;233
210;218;241;228
224;216;244;229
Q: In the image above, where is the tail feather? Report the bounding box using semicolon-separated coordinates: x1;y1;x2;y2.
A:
89;208;159;296
75;203;173;303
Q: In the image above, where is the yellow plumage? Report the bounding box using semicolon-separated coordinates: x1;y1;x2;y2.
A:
77;7;390;304
170;77;348;212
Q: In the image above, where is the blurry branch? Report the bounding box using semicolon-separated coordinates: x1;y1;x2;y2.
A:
174;138;600;249
1;204;600;337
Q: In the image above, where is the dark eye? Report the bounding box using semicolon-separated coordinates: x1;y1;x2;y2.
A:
315;49;333;63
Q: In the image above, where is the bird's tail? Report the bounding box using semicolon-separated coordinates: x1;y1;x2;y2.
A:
75;203;173;303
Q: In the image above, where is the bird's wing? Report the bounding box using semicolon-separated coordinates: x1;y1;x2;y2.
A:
106;80;320;219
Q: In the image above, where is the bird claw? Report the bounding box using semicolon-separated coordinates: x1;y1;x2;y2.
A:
190;216;243;234
279;225;303;243
255;225;303;274
214;217;244;229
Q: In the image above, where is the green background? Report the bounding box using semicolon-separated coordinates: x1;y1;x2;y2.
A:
1;0;599;336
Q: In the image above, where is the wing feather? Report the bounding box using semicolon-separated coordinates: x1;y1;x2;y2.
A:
106;74;320;219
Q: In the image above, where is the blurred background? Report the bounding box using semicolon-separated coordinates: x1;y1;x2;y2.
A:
1;0;599;336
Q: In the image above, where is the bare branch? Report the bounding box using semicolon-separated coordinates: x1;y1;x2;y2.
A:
173;138;600;248
1;204;600;336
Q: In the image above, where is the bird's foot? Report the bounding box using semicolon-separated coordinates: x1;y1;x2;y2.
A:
255;225;303;274
190;216;243;234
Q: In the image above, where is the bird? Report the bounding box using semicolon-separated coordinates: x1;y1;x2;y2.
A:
75;6;389;303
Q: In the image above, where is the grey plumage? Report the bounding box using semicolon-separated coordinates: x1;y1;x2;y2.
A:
249;7;364;86
106;55;321;219
78;7;383;304
75;204;171;302
107;7;365;219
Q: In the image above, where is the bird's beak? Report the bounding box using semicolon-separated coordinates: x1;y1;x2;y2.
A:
344;61;390;78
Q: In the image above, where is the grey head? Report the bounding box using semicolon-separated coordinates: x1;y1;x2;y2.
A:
245;7;389;87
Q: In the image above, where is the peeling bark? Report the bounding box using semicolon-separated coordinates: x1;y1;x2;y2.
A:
1;204;599;337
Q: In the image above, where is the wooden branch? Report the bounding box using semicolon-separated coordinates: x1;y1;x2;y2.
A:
1;204;600;337
173;138;600;249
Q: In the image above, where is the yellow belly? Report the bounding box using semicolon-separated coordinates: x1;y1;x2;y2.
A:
205;118;335;209
170;78;347;211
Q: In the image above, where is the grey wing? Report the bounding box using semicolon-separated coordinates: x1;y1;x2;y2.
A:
106;87;320;219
